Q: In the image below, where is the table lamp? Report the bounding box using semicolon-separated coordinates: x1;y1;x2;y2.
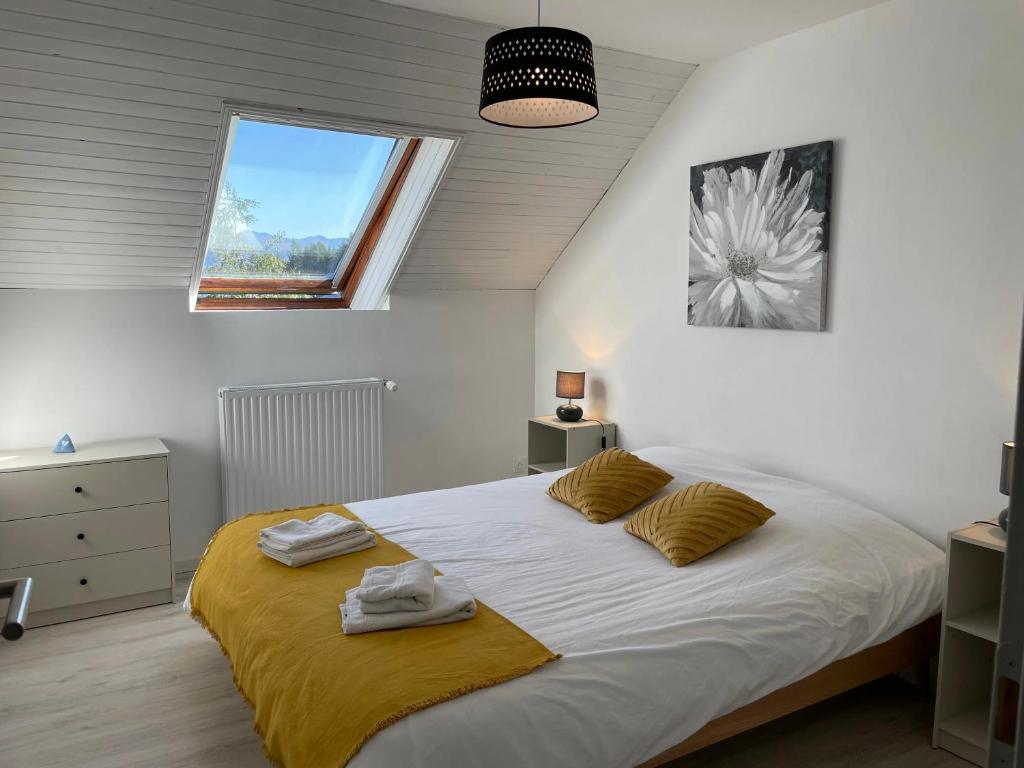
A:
555;371;585;422
999;440;1014;531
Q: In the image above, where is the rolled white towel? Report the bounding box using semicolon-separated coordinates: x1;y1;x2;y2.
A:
340;575;476;635
259;512;366;552
259;531;376;567
356;559;435;613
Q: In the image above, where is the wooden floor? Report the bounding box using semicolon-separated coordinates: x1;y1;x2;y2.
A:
0;590;970;768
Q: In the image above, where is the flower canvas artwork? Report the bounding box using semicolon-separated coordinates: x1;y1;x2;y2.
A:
688;140;833;331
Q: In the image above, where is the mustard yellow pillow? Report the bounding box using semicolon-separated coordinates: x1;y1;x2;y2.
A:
624;481;774;566
547;448;673;523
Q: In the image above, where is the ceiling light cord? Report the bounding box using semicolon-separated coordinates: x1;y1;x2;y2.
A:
537;0;540;26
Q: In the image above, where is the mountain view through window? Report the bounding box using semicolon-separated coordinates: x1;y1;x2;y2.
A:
201;119;397;282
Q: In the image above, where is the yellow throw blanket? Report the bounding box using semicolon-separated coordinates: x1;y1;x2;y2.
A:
190;504;560;768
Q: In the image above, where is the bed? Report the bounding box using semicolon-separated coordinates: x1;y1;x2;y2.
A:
191;445;945;767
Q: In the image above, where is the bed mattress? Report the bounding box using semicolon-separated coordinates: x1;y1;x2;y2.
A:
198;446;946;767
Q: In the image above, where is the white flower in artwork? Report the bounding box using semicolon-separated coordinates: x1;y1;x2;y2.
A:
688;148;827;330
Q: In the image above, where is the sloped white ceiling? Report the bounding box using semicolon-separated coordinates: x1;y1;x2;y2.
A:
381;0;894;64
0;0;693;291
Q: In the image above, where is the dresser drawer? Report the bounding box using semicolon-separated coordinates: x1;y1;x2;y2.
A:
0;546;171;613
0;457;167;521
0;502;169;569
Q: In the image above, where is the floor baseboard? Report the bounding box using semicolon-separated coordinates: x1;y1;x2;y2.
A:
174;557;200;575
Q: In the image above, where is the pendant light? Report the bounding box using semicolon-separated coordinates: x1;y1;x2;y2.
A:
479;1;598;129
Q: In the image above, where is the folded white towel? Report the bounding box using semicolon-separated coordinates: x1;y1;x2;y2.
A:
259;531;376;567
340;575;476;635
259;513;366;552
355;559;436;613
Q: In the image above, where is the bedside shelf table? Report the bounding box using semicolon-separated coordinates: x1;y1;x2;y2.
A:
527;416;616;475
933;522;1006;766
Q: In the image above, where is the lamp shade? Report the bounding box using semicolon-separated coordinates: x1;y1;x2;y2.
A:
556;370;585;400
1001;441;1015;496
479;27;599;128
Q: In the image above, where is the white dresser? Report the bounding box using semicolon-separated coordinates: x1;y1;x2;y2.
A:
0;438;173;628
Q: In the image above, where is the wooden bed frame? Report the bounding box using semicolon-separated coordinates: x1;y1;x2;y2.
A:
637;614;942;767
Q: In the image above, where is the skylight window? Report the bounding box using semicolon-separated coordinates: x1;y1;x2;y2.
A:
190;107;457;311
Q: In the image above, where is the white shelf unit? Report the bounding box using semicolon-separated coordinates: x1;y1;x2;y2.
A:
527;416;616;475
933;522;1007;766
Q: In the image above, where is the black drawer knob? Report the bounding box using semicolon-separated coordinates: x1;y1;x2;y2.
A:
76;532;85;541
79;578;88;586
74;486;83;494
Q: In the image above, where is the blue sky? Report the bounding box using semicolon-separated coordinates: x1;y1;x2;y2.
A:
223;120;396;238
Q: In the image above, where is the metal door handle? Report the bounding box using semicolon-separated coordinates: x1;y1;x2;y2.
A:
1;578;33;640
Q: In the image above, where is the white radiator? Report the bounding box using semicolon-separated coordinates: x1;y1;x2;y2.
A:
218;378;393;522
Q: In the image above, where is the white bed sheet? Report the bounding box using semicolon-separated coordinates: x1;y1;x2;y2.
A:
190;446;945;767
340;446;945;768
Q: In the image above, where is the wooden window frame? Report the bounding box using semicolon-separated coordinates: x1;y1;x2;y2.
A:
194;135;421;312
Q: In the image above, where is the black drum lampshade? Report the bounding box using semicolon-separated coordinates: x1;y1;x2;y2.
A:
479;26;599;128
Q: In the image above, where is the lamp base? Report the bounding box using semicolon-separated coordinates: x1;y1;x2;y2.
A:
556;403;583;422
999;507;1009;532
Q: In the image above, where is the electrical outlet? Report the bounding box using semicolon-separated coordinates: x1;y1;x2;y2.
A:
513;456;527;475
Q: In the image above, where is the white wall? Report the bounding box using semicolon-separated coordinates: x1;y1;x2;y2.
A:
0;289;534;564
535;0;1024;544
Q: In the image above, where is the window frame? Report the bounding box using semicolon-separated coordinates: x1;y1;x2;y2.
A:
189;104;449;312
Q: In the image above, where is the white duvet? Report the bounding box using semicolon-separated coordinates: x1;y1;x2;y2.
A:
192;446;945;767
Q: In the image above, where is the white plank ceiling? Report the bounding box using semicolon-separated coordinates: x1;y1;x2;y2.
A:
0;0;694;291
